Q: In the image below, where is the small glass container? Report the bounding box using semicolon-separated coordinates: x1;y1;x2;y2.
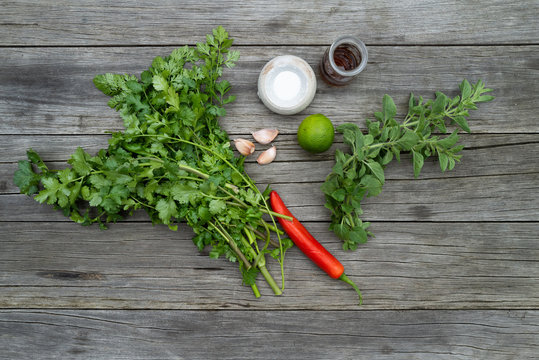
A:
257;55;317;115
319;36;368;86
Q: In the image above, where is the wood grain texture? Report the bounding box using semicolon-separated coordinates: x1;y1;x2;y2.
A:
2;134;539;194
1;46;537;135
1;222;537;310
3;133;539;166
1;2;539;358
1;1;538;46
3;171;537;222
1;309;537;359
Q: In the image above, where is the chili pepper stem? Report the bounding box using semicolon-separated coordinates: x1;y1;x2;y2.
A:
339;273;363;306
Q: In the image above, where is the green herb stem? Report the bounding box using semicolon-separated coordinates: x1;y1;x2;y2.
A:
239;234;282;296
259;265;282;296
259;208;293;221
247;225;280;248
251;284;261;298
130;196;156;210
258;220;284;235
209;222;251;268
222;197;292;221
128;134;288;290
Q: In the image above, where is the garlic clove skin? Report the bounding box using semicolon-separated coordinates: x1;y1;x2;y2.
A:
233;138;255;156
257;146;277;165
252;128;279;145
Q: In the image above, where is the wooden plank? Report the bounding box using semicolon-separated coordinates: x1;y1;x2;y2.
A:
1;1;537;46
0;46;536;135
3;134;538;222
3;133;538;165
2;170;537;222
2;134;539;194
0;222;537;309
0;309;537;359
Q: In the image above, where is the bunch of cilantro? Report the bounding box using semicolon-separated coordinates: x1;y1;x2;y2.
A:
322;80;494;250
14;27;292;298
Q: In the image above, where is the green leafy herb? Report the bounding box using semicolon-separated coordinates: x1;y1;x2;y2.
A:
14;27;291;297
322;80;494;250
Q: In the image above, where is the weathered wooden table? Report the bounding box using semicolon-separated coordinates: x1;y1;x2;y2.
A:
1;1;538;359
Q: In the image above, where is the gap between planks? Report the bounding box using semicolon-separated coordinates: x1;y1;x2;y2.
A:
1;43;539;48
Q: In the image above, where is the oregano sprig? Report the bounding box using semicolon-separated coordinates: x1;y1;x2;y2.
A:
322;80;494;250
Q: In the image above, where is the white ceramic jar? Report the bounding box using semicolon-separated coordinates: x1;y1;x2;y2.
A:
257;55;317;115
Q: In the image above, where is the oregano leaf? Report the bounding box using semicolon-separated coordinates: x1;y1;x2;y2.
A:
412;150;424;178
322;80;493;248
382;94;396;121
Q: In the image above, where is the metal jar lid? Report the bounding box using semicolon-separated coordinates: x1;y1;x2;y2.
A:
257;55;317;115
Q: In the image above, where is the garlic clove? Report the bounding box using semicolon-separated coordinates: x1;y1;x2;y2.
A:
252;128;279;145
257;146;277;165
233;138;255;156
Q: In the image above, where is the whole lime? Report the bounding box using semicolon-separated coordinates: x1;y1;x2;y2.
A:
297;114;335;153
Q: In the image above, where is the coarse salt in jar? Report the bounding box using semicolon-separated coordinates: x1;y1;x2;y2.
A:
257;55;317;115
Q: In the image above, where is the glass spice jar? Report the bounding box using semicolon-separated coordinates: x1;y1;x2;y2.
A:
257;55;317;115
319;36;368;86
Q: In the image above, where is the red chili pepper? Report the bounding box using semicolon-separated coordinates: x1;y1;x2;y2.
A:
270;191;362;305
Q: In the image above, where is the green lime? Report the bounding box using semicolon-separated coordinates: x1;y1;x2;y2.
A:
297;114;335;153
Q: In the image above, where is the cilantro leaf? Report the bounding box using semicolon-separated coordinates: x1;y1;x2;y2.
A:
152;74;169;92
68;147;92;176
209;199;226;215
171;183;200;204
156;198;178;224
27;148;48;171
213;26;228;43
13;160;41;195
93;73;137;96
17;27;289;301
34;177;64;205
242;267;260;286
